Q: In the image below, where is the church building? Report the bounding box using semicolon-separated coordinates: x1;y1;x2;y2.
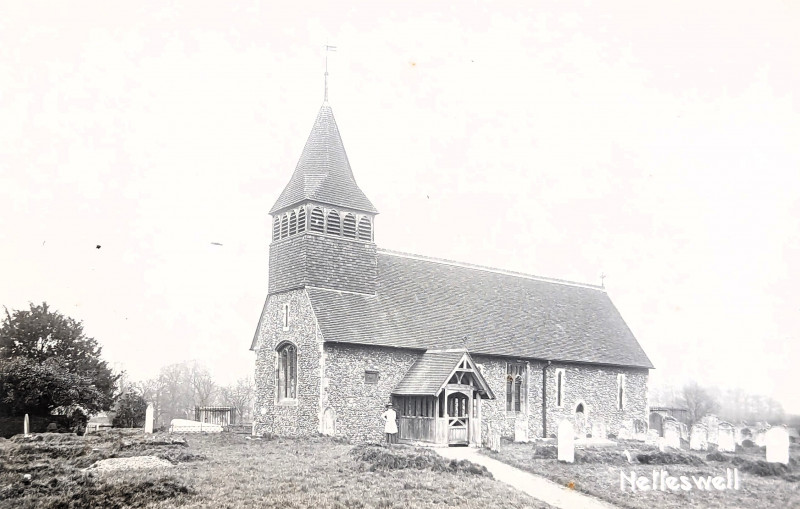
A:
250;97;653;446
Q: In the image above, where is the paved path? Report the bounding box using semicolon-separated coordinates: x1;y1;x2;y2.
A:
436;447;618;509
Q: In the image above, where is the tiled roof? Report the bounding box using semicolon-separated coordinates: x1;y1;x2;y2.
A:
305;251;654;369
393;350;494;397
270;103;378;214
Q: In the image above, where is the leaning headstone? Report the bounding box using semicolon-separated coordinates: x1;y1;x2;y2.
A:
690;424;708;451
765;427;789;464
145;404;154;433
717;422;736;452
663;419;681;449
514;418;528;443
591;421;607;440
23;414;30;436
558;420;575;463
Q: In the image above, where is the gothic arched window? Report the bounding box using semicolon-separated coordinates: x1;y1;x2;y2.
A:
297;207;306;233
326;210;341;236
277;343;297;401
289;211;297;236
506;363;525;412
357;217;372;241
342;213;357;239
309;207;324;233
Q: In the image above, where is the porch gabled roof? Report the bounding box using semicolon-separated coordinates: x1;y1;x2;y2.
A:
392;350;494;399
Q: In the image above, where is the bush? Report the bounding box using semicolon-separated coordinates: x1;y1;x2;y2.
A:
706;451;730;462
636;451;706;466
731;456;792;477
350;444;491;477
741;439;755;448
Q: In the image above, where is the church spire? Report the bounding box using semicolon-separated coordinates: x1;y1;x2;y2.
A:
324;44;336;103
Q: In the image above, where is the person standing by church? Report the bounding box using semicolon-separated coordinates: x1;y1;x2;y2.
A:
381;403;397;444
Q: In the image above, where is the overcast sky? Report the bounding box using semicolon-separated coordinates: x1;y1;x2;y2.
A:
1;1;798;413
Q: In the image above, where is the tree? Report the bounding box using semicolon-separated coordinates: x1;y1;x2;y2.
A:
189;362;217;407
0;302;118;416
680;381;719;426
113;391;148;428
220;377;255;423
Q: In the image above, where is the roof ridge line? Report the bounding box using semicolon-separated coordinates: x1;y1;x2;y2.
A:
377;249;605;291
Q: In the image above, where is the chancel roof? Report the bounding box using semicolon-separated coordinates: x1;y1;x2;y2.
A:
303;250;654;369
270;103;378;214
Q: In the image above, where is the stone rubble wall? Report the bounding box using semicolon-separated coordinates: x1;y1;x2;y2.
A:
322;343;419;443
543;363;648;438
472;356;544;442
252;289;322;437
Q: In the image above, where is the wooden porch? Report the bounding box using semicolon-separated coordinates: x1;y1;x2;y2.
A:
392;351;494;447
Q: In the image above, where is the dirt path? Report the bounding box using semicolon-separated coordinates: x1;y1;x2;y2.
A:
436;447;619;509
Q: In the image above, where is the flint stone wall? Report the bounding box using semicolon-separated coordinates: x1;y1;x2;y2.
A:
323;343;419;442
543;363;649;437
253;289;322;437
473;356;544;442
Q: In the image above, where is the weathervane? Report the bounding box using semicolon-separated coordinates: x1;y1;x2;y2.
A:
324;44;337;102
600;272;607;288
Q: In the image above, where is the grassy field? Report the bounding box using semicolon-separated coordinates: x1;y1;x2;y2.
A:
0;431;551;509
483;439;800;509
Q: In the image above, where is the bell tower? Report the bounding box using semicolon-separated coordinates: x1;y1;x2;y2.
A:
267;101;378;296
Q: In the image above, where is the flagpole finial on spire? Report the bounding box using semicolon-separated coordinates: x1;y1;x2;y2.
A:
324;44;337;103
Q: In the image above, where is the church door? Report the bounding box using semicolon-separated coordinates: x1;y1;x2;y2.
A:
447;393;469;445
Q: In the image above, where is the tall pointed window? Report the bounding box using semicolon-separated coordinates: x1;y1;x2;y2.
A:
342;213;357;239
506;363;526;412
555;369;565;407
277;343;297;401
357;217;372;241
617;374;626;410
297;207;306;233
309;207;324;233
326;210;341;236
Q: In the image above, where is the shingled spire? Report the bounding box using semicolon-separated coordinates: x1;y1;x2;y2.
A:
269;104;377;215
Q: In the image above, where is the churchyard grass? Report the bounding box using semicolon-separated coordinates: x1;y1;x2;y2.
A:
483;439;799;509
0;430;551;509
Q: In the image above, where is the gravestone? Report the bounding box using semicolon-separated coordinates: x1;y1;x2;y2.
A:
514;418;529;442
645;429;659;445
321;407;336;436
702;415;720;445
663;418;681;449
657;437;668;452
649;412;664;436
632;418;647;441
23;414;30;436
485;423;501;451
765;427;789;464
591;421;607;440
557;420;574;463
144;404;154;434
618;420;633;440
717;422;736;452
689;424;708;451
